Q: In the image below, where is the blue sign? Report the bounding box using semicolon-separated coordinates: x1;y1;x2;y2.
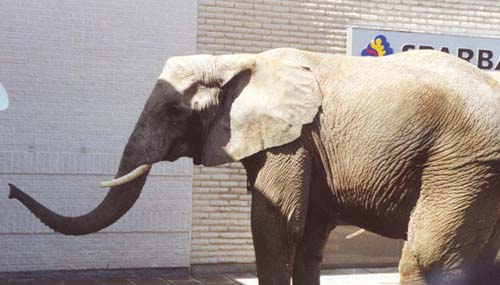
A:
347;27;500;70
0;83;8;111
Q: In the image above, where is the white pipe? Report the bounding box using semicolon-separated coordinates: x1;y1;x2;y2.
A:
345;228;366;239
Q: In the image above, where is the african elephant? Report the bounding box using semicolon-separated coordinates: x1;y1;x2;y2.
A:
9;48;500;285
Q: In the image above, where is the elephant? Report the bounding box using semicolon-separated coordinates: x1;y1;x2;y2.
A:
8;48;500;285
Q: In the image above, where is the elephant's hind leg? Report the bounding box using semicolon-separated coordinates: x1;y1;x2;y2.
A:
405;165;500;285
292;207;335;285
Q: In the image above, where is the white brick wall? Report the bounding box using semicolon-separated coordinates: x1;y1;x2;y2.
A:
0;0;197;272
191;163;253;264
193;0;500;264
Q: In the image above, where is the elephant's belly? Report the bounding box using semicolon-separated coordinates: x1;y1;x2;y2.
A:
313;113;429;239
333;183;420;240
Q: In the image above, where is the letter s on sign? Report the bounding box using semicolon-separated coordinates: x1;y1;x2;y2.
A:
402;44;415;52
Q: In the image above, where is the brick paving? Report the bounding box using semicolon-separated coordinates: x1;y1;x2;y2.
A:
0;268;399;285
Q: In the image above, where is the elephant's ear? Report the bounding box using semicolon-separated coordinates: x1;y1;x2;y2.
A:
201;54;322;166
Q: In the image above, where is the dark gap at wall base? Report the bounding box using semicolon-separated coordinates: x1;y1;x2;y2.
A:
190;263;398;275
190;263;256;275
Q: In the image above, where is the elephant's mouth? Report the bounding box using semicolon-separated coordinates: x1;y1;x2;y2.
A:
192;154;201;165
164;141;187;161
164;141;202;165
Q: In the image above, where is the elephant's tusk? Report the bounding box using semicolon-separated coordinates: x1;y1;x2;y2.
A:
99;164;152;188
345;228;366;239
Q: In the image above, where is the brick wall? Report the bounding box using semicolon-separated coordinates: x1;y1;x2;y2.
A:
0;0;197;272
192;0;500;264
191;163;253;264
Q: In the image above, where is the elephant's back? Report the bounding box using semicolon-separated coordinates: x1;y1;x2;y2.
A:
393;51;500;155
319;50;500;149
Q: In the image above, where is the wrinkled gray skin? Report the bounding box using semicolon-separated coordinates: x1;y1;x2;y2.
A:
9;48;500;285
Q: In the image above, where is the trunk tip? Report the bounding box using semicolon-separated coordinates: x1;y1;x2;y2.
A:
8;183;20;199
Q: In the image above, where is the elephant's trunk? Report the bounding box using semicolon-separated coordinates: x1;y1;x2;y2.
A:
8;146;151;236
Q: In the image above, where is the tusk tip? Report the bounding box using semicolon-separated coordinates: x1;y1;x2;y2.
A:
99;181;112;188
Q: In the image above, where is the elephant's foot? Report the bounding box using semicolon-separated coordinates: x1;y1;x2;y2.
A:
399;242;428;285
399;244;473;285
400;240;498;285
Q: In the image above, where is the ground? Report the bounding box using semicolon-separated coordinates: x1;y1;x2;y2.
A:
0;268;399;285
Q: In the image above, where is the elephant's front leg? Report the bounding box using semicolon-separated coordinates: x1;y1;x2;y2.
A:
251;191;295;284
244;143;312;285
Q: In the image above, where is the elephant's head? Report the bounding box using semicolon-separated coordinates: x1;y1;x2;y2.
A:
8;49;322;235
